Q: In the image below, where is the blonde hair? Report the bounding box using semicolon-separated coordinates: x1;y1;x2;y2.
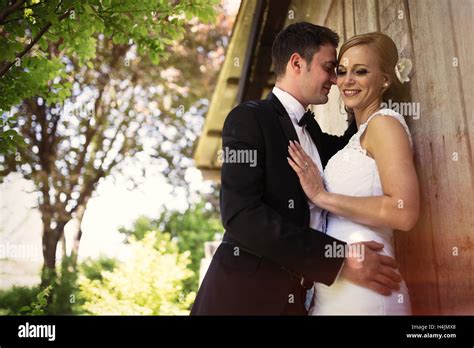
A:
338;32;409;116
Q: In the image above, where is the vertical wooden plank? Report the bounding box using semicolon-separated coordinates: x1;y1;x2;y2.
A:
445;0;474;314
323;0;344;62
343;0;355;40
287;0;333;23
378;0;410;57
407;0;474;314
354;0;379;33
449;0;474;174
378;0;441;315
286;0;307;22
313;0;348;136
309;0;334;24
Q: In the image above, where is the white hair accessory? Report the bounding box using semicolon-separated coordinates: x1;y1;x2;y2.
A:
395;57;413;84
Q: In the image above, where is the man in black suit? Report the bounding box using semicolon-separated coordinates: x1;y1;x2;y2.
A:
191;22;402;315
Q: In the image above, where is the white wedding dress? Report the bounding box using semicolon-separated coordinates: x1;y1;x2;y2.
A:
310;109;413;315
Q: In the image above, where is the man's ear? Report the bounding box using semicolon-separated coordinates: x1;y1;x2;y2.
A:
288;53;303;73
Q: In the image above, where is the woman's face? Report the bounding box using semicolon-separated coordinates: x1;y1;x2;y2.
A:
336;44;388;112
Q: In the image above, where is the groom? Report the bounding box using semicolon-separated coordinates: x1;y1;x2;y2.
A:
191;22;402;315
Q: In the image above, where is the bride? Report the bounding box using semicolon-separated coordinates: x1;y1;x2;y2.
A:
287;32;419;315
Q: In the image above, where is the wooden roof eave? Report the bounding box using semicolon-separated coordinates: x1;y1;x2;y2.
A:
193;0;264;181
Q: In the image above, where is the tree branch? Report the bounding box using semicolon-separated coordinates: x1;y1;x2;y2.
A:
18;0;47;12
0;9;72;78
0;0;26;25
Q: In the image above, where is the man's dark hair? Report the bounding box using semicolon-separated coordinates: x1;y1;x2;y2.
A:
271;22;339;78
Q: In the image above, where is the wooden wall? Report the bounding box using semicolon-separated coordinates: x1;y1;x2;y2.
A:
300;0;473;314
195;0;473;314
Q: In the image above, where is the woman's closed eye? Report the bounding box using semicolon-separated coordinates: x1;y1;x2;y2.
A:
337;69;369;76
355;69;369;75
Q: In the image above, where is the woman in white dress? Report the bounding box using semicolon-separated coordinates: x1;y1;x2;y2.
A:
287;32;420;315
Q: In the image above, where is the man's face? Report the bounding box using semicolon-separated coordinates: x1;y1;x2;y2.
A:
298;44;337;105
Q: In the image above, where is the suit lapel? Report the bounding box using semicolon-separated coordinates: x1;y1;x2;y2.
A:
267;92;311;227
267;93;299;143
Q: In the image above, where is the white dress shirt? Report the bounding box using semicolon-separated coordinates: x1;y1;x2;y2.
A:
272;86;325;232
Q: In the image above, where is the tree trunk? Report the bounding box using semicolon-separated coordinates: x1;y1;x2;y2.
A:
41;228;60;285
70;228;83;267
70;204;87;267
60;232;66;258
40;222;67;285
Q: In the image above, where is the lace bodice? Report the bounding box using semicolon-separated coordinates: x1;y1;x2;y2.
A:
324;108;413;199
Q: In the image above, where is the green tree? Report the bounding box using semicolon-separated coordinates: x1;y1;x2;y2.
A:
0;0;218;155
19;285;52;315
79;231;194;315
79;255;118;281
0;0;227;279
0;255;120;315
119;201;223;299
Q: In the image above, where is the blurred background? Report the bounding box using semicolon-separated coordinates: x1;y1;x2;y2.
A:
0;0;240;315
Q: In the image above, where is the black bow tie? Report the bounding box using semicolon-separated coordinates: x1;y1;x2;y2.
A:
298;110;314;127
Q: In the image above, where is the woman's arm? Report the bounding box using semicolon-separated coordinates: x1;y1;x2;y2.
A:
288;116;420;231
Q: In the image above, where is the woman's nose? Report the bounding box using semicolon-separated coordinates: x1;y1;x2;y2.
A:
343;72;355;85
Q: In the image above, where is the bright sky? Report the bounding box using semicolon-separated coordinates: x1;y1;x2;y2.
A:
223;0;241;14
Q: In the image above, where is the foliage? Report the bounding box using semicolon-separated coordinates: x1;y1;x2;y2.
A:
79;231;195;315
43;256;81;314
19;285;52;315
0;0;234;314
119;201;223;299
0;254;119;315
0;0;219;155
0;215;208;315
0;114;26;155
0;285;41;315
78;256;118;281
0;0;229;275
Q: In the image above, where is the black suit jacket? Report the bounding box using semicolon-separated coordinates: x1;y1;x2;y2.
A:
191;92;357;315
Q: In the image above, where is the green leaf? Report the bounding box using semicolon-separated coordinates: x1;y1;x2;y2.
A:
39;38;48;50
